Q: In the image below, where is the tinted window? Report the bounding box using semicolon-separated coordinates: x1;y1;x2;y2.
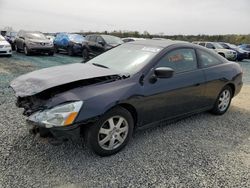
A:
197;50;222;67
157;48;197;73
96;36;104;43
206;43;215;49
89;36;97;42
199;42;205;46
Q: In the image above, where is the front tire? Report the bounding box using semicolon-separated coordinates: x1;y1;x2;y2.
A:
48;51;54;56
86;107;134;156
68;46;74;56
15;44;20;52
24;45;30;56
82;48;89;62
211;86;232;115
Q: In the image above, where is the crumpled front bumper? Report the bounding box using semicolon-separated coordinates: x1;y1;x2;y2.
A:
27;120;81;142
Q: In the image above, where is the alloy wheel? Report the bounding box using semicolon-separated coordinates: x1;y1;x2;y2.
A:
218;89;231;112
98;116;129;150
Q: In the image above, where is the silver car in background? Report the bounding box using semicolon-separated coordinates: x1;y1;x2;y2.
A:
0;35;12;56
193;41;237;60
15;30;54;56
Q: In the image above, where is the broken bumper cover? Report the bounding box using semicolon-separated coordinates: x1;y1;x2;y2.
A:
27;120;81;141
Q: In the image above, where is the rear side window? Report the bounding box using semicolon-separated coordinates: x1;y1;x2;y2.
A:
197;49;223;67
89;36;97;42
199;42;205;46
157;48;197;73
206;43;214;49
96;36;104;43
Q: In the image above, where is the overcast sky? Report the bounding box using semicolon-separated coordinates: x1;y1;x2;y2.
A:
0;0;249;35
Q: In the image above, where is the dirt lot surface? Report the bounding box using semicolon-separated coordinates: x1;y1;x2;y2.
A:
0;52;250;188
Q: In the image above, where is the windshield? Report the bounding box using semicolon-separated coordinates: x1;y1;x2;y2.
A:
87;43;162;75
244;44;250;48
69;34;85;43
213;43;224;49
102;35;123;45
10;32;17;37
0;35;5;41
26;33;47;39
228;43;237;49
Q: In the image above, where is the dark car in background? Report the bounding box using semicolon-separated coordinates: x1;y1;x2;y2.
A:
238;44;250;59
82;34;123;61
15;30;54;56
54;33;85;56
5;31;17;50
10;40;243;156
219;42;248;61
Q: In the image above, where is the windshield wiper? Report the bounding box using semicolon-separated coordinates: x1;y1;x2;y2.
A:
92;63;109;69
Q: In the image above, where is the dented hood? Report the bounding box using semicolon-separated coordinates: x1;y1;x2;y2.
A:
10;63;120;97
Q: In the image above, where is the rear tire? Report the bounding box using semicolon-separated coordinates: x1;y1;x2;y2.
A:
85;106;134;156
211;86;232;115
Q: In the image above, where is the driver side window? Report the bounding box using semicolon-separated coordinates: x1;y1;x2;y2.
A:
157;48;197;74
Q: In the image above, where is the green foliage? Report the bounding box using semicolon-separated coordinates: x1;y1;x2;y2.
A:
80;30;250;45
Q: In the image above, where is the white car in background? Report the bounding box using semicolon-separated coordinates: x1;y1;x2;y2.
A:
0;35;12;56
193;41;237;60
122;37;146;43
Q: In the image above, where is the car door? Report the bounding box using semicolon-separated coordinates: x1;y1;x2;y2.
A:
88;35;97;56
16;32;23;50
95;36;106;55
140;48;207;126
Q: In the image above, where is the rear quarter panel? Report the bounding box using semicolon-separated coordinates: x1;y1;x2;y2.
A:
203;61;243;106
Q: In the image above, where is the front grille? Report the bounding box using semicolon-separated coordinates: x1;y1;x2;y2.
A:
0;51;7;53
0;45;4;48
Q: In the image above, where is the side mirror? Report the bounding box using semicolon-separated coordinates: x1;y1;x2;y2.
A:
154;67;174;78
98;41;104;46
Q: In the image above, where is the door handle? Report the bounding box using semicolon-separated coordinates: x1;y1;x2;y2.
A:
194;83;201;87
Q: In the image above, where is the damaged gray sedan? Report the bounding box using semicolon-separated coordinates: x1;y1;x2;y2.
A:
11;40;243;156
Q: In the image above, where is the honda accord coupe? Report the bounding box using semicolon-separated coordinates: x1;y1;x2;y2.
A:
10;40;243;156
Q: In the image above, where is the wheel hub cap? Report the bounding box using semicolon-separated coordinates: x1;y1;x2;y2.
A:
218;90;230;112
98;116;129;150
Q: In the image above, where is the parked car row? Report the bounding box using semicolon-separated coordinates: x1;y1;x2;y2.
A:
1;30;250;62
193;41;250;61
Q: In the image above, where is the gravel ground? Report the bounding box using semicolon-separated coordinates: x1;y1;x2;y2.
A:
0;53;250;188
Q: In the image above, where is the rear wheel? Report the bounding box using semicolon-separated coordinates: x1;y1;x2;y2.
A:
211;86;232;115
85;107;134;156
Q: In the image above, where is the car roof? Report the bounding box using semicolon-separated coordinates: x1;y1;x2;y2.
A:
128;39;189;48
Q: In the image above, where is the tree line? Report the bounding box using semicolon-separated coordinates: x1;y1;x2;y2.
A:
81;30;250;45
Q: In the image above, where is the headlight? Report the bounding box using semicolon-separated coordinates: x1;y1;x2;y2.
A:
4;44;11;48
27;41;37;46
48;42;53;46
28;101;83;128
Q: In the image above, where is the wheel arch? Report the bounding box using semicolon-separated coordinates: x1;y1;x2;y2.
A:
118;103;138;128
226;83;235;97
